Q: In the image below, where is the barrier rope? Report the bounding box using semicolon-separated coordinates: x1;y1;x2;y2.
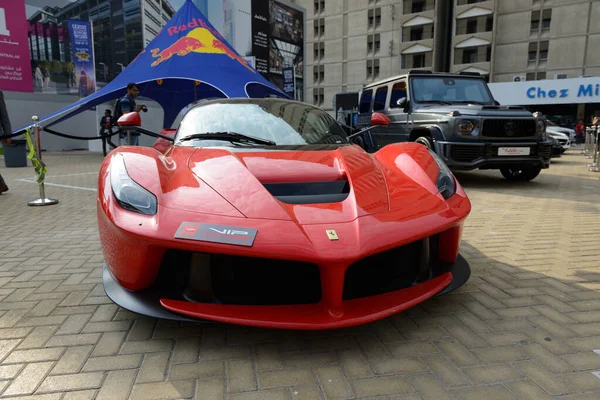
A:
0;126;174;142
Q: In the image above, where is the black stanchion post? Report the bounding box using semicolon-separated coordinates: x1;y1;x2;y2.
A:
28;116;59;207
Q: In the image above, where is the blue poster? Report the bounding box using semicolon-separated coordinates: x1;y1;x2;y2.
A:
67;19;96;98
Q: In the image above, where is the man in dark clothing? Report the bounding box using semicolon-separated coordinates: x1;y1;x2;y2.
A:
0;90;12;194
118;83;144;146
99;109;117;156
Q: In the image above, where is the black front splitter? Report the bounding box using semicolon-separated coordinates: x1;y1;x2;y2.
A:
102;265;202;322
435;253;471;297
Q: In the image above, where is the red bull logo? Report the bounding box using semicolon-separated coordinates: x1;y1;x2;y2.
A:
150;27;253;72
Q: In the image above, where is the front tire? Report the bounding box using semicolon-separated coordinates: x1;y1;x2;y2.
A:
415;136;433;149
500;166;542;181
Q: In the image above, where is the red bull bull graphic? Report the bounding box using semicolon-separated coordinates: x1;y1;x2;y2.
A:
150;28;253;72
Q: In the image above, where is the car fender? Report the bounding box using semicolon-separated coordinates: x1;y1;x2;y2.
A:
408;125;445;142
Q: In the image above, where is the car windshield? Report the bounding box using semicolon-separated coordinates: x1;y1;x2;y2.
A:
411;77;494;105
175;100;349;146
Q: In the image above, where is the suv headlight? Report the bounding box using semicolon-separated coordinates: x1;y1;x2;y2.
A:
456;120;476;135
429;150;456;200
110;154;157;215
536;119;546;135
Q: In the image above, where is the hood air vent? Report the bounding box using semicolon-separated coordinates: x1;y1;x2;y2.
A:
263;180;350;205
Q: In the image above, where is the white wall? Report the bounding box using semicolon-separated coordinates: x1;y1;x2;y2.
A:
3;92;165;152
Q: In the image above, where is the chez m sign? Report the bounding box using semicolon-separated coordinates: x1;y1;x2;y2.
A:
488;77;600;106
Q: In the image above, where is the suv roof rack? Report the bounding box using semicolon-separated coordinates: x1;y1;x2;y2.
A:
459;71;481;76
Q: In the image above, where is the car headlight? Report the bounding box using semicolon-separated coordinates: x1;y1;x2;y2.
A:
456;120;475;135
536;119;546;135
110;154;157;215
429;150;456;200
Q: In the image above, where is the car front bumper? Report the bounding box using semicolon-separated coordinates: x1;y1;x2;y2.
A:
103;254;471;329
98;192;471;329
434;140;553;171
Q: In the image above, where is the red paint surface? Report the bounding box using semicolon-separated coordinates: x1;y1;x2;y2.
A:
98;141;471;327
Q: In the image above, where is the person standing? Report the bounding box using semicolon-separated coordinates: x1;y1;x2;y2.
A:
576;120;585;145
0;90;12;194
117;83;144;146
99;109;117;156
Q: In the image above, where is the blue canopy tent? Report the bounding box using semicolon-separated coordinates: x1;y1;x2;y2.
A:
13;0;288;133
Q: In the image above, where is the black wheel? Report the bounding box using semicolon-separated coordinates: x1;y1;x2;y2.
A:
414;136;433;149
500;166;542;181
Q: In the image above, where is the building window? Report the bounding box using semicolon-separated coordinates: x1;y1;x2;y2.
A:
457;0;487;4
457;15;493;35
486;16;493;31
368;34;381;53
402;24;433;42
367;59;380;78
313;65;324;82
462;48;477;64
531;10;540;32
454;45;491;64
403;0;434;15
314;0;325;14
368;8;381;28
527;41;549;64
466;19;477;34
313;87;324;105
537;71;546;80
314;18;325;37
539;41;549;61
526;72;536;81
313;42;325;60
402;52;432;69
411;26;424;41
413;53;425;67
542;9;552;30
528;42;538;62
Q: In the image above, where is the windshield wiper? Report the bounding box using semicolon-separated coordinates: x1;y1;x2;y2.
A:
179;132;276;146
452;101;489;105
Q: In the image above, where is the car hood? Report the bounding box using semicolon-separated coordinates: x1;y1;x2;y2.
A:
547;126;573;135
546;130;569;140
414;104;535;118
176;145;445;225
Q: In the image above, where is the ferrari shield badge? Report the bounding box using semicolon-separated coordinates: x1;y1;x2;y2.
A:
326;230;339;240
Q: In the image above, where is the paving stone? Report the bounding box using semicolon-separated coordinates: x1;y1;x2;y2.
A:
2;362;54;396
0;149;599;399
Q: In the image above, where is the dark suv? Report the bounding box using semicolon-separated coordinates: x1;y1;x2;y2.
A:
353;70;553;181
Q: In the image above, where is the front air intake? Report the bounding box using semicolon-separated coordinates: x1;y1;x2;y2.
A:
263;180;350;204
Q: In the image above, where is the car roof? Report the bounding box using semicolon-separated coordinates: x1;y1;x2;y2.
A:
189;97;311;109
363;71;485;90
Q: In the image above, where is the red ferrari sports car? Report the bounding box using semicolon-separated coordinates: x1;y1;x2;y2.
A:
98;98;471;330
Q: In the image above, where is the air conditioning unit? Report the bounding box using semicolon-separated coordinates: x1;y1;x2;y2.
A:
513;76;526;82
555;74;567;79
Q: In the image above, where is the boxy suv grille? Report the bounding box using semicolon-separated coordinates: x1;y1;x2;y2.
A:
481;119;537;138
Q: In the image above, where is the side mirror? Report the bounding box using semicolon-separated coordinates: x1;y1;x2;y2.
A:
396;97;407;108
117;112;141;129
371;112;391;127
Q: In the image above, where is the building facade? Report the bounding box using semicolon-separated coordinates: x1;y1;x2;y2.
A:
27;0;175;84
295;0;600;116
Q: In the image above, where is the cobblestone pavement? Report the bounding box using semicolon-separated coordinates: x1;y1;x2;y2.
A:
0;147;599;400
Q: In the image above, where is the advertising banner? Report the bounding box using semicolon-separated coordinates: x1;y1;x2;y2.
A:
66;19;95;98
0;3;34;92
251;0;270;76
283;66;294;96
